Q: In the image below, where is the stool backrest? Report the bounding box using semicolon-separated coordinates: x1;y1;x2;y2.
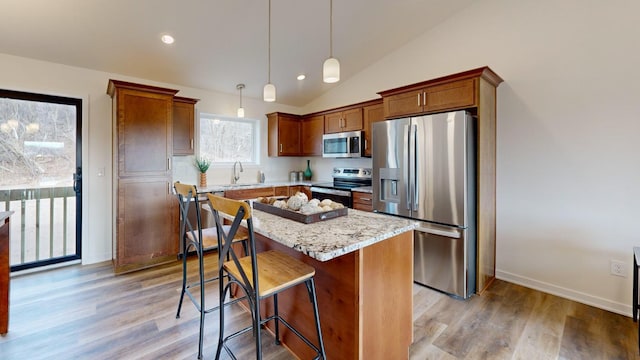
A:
207;194;258;296
174;182;203;250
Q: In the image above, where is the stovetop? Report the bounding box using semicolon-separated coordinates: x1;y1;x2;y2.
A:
312;167;372;191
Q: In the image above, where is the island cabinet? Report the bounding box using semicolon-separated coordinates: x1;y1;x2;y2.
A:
378;66;503;294
324;107;363;133
362;100;384;157
172;96;199;155
107;79;180;274
220;208;416;360
267;112;301;156
300;115;323;156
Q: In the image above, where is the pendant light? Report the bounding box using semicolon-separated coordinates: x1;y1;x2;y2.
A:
323;0;340;83
236;83;245;118
263;0;276;102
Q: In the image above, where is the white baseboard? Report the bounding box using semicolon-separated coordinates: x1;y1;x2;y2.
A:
496;269;632;318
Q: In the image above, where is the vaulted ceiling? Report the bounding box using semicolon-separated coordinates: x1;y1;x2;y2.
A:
1;0;476;106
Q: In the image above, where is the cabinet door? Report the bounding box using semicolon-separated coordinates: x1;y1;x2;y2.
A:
363;103;383;157
117;89;173;177
383;89;424;119
352;191;373;212
172;98;197;155
424;79;476;112
278;116;301;156
301;115;324;156
324;112;343;134
115;178;177;272
341;108;363;132
225;187;275;200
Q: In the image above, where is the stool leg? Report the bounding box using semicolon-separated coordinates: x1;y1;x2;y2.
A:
175;238;188;319
308;278;326;359
274;293;281;345
254;293;263;360
197;246;205;359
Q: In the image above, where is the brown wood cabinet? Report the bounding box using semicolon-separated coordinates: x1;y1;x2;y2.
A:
107;79;179;274
172;96;198;155
383;78;476;119
300;115;323;156
273;186;289;197
224;187;275;200
288;185;311;198
362;101;383;157
379;66;503;294
267;112;301;156
324;107;363;133
352;191;373;212
0;212;11;335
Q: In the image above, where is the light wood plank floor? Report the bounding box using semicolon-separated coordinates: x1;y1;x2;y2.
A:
1;256;638;359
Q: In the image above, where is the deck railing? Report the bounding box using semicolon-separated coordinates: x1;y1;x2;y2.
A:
0;186;76;267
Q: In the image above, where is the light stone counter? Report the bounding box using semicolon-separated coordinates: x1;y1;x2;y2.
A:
198;181;315;194
226;207;416;262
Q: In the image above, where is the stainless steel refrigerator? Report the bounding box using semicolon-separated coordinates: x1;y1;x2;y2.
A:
372;110;476;299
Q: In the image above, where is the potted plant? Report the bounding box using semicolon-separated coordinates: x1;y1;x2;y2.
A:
195;157;211;188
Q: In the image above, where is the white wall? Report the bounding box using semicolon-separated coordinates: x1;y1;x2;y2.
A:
303;0;640;315
0;53;301;265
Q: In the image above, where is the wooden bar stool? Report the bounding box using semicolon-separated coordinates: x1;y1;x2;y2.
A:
173;182;248;359
207;194;326;360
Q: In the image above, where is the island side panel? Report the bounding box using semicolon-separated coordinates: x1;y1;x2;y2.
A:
254;232;360;359
360;230;414;359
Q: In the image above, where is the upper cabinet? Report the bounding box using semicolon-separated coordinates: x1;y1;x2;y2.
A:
362;101;383;157
301;115;324;156
382;79;475;118
324;108;363;133
268;112;301;156
172;96;199;156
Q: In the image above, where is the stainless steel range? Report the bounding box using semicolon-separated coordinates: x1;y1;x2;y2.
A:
310;167;372;208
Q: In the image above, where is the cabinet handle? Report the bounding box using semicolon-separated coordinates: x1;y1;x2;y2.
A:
168;157;171;170
423;91;426;106
280;143;283;152
417;93;421;107
190;139;194;149
364;139;368;150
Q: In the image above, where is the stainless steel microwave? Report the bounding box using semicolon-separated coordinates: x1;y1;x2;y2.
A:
322;130;363;158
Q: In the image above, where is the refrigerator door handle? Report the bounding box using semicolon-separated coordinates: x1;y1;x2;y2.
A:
415;226;461;239
405;124;411;210
411;124;419;211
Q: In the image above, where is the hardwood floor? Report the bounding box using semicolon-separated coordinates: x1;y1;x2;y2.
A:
1;256;638;359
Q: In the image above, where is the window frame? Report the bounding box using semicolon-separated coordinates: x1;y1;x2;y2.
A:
197;112;261;167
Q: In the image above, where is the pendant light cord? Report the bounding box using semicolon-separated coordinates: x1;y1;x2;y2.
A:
329;0;333;58
268;0;272;83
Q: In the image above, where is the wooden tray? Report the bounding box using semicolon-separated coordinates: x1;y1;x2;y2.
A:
253;201;347;224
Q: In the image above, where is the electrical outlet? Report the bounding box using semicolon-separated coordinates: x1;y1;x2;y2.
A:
610;260;626;277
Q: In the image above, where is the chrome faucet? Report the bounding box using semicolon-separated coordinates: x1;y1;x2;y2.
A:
232;161;243;184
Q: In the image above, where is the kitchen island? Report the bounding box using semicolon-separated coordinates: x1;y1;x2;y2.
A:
225;207;417;359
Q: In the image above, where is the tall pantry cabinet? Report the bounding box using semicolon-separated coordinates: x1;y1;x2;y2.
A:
107;80;179;274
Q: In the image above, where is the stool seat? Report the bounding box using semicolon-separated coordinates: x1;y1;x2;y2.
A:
186;226;248;249
224;250;315;298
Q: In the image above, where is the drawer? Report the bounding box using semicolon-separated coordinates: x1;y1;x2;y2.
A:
352;192;373;212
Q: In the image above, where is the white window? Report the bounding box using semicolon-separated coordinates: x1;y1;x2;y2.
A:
199;113;260;165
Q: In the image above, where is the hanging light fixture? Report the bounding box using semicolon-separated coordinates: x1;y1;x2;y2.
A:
236;83;245;118
263;0;276;102
323;0;340;83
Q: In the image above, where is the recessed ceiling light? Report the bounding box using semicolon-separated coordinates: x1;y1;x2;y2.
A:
161;34;175;44
297;74;306;80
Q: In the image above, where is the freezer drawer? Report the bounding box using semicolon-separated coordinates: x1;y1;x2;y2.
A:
413;224;475;299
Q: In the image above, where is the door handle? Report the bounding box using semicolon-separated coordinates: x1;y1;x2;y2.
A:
168;157;172;170
280;143;283;152
190;139;194;149
417;93;421;107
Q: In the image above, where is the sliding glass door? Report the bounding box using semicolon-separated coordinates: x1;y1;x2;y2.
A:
0;89;82;271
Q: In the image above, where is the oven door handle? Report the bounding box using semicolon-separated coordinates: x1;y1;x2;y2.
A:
310;187;352;197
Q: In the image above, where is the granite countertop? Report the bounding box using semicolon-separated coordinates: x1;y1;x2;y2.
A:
199;181;316;193
351;186;372;193
222;207;416;262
